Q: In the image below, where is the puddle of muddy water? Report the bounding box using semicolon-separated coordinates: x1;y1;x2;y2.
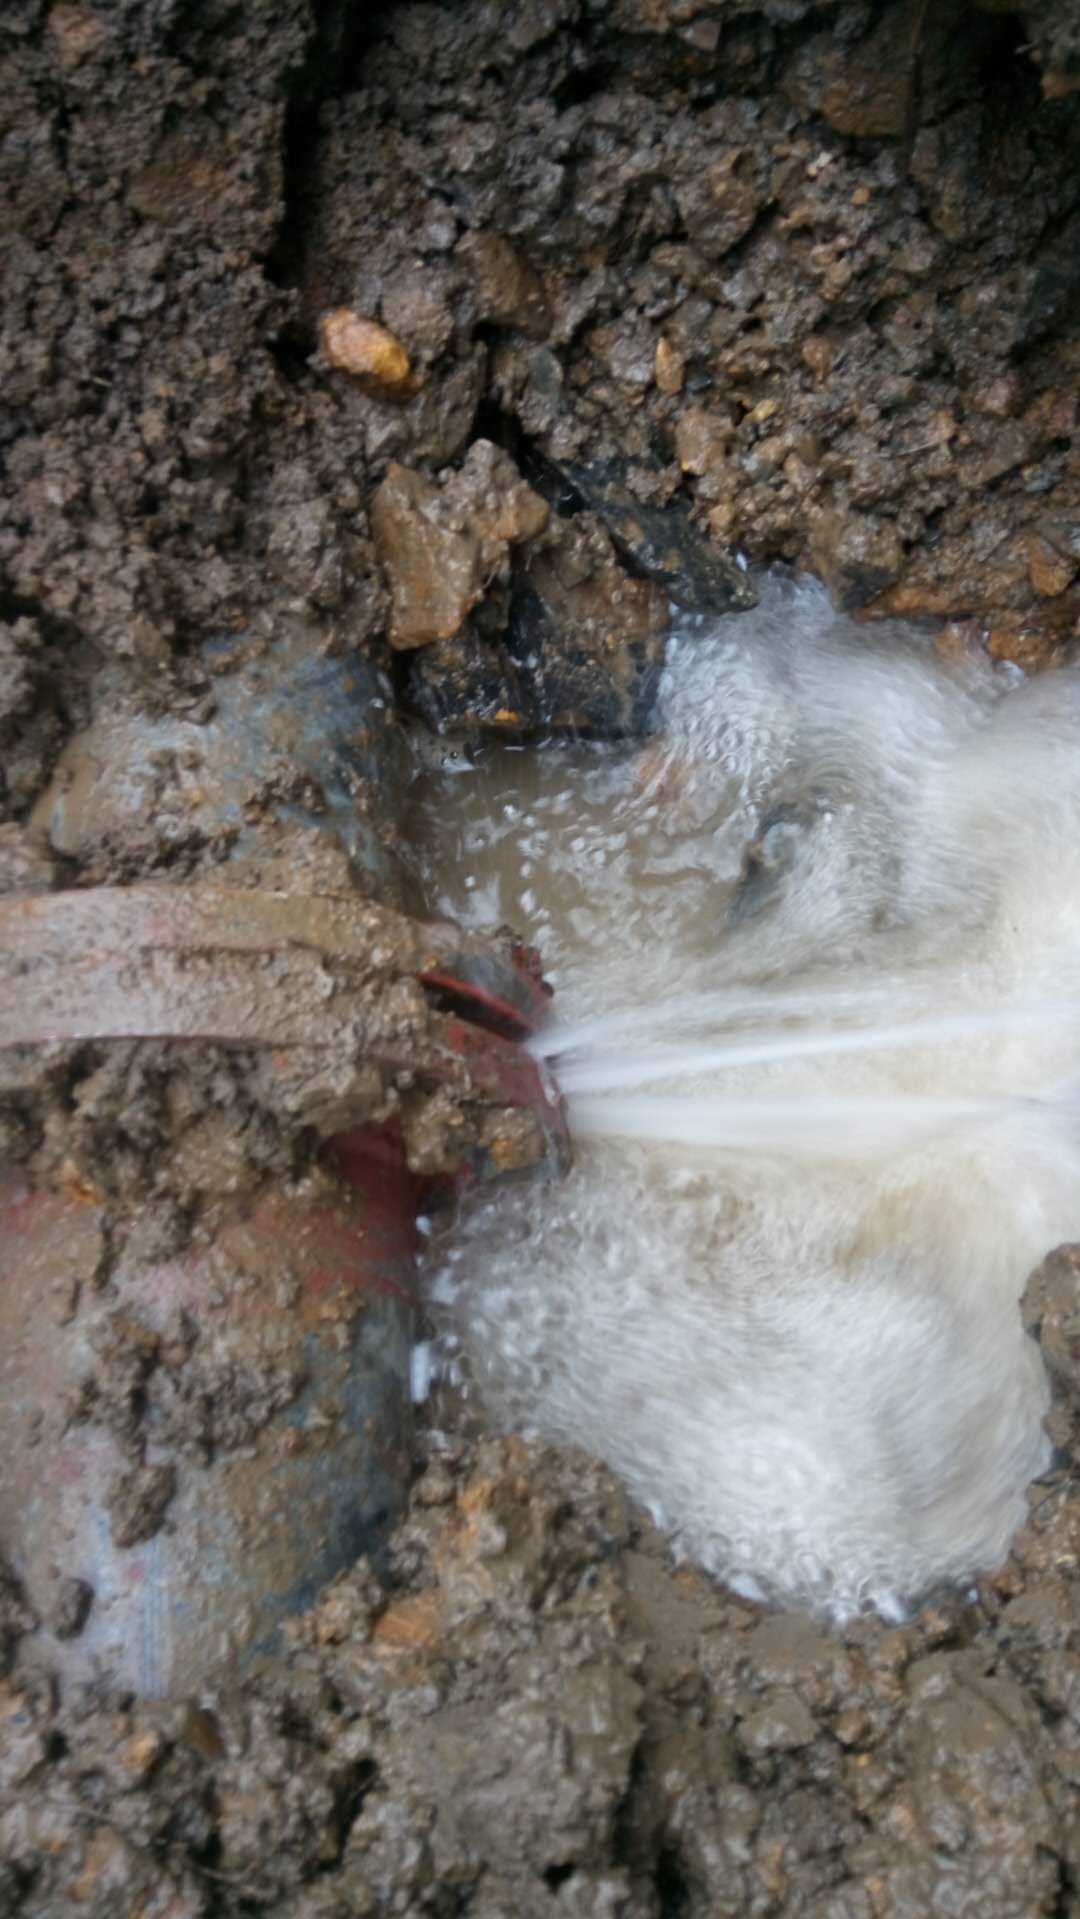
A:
406;571;1080;1621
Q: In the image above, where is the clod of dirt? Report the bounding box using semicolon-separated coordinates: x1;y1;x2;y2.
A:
0;621;69;821
47;1577;94;1643
458;229;553;339
105;1463;178;1550
0;1563;34;1678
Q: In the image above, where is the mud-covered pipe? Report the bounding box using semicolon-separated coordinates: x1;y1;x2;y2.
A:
0;643;565;1697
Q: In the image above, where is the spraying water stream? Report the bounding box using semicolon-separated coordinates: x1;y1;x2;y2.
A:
407;572;1080;1619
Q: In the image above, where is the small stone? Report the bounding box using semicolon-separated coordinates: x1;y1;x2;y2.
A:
654;336;684;395
48;5;105;68
373;464;482;650
106;1462;177;1549
1027;532;1078;599
819;11;911;139
372;1592;442;1653
50;1575;94;1640
801;335;833;385
1043;68;1080;100
373;443;548;651
458;231;550;338
986;617;1063;674
736;1691;817;1755
319;310;412;396
120;1726;165;1781
809;509;904;610
975;373;1022;419
675;405;733;476
0;1683;49;1789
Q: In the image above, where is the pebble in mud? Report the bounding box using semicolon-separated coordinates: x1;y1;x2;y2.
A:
318;309;413;396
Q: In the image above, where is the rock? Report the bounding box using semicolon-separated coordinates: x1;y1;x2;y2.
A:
654;336;684;395
507;512;670;735
819;11;912;140
0;1560;35;1676
809;508;905;610
458;231;551;338
736;1691;818;1756
405;506;669;738
0;1684;50;1791
372;441;549;651
1027;531;1079;598
318;310;413;396
985;616;1067;674
558;460;757;615
675;406;736;479
373;466;485;650
0;823;60;896
106;1462;178;1550
49;1575;94;1641
1022;1246;1080;1400
405;626;530;734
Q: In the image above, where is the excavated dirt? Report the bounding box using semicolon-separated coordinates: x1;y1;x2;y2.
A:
5;0;1080;1912
4;1259;1080;1918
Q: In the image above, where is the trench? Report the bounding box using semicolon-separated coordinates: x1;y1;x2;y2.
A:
5;0;1080;1914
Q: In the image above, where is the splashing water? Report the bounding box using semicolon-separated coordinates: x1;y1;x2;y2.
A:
406;571;1080;1620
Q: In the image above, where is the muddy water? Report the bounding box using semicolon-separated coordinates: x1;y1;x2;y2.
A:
408;572;1080;1620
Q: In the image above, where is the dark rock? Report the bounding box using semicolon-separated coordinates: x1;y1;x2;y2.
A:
810;508;905;610
405;624;531;734
559;460;758;615
106;1463;178;1550
508;511;670;735
49;1577;94;1643
0;1560;35;1676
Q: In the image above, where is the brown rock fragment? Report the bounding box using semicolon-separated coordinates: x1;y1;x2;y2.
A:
1023;1246;1080;1399
372;1591;442;1654
373;442;548;650
1027;532;1078;599
459;231;551;338
373;465;483;649
985;616;1064;674
319;310;413;396
809;509;904;610
801;334;833;385
675;405;733;477
817;10;912;139
655;336;684;395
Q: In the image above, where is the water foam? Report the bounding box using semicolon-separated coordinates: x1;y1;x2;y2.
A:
407;571;1080;1618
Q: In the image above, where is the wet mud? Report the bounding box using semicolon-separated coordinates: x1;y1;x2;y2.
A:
4;0;1080;1911
5;1279;1080;1918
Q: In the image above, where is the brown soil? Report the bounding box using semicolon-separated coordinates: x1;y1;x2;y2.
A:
4;1260;1080;1918
4;1;1080;1912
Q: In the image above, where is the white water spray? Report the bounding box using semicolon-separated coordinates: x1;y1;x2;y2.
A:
408;572;1080;1619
